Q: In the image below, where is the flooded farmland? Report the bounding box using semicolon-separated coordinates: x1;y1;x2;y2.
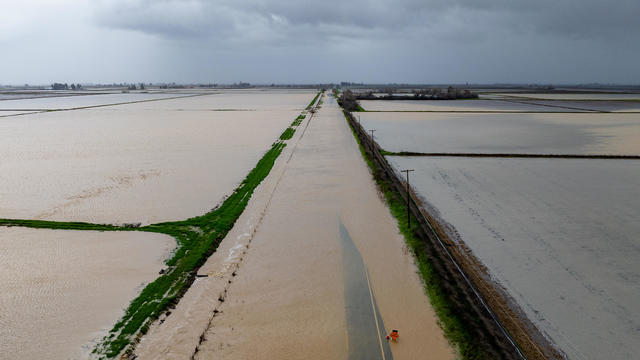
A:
0;90;315;359
0;92;192;110
360;112;640;155
0;227;174;359
359;99;585;112
364;96;640;359
387;156;640;360
0;91;314;224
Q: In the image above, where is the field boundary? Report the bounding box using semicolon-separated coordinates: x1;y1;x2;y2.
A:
342;108;565;360
382;151;640;159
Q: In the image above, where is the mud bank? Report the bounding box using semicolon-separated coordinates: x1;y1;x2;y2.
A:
343;110;562;360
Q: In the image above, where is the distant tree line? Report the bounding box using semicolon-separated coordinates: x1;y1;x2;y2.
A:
51;83;83;90
338;89;361;112
356;87;478;100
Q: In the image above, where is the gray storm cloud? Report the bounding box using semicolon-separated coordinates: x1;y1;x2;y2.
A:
1;0;639;84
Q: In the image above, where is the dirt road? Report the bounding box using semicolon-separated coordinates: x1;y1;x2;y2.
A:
134;95;454;359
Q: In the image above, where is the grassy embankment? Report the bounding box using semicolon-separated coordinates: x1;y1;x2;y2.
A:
342;108;489;359
306;92;320;110
0;92;319;359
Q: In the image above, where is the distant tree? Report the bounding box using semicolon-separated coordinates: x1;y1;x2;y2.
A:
71;84;76;90
139;83;145;90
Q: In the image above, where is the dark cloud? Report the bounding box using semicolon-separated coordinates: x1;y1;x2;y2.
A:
93;0;640;41
2;0;639;84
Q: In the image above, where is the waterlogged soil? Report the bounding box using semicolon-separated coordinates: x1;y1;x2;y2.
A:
360;112;640;155
0;92;313;224
0;227;173;360
388;156;640;360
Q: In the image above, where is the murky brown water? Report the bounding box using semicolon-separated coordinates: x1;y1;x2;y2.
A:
135;96;454;360
0;90;316;359
0;92;315;225
0;93;190;110
0;227;173;359
360;112;640;155
497;93;640;100
389;156;640;360
359;99;583;112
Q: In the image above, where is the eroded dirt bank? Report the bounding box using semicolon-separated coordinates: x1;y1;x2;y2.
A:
133;95;453;359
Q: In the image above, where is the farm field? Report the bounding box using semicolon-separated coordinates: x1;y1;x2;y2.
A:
386;156;640;360
496;93;640;100
359;99;585;112
0;89;315;359
0;227;174;359
0;91;314;224
359;93;640;359
360;112;640;155
0;92;192;110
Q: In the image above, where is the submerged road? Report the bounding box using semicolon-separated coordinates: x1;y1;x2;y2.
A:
135;94;454;359
340;220;393;360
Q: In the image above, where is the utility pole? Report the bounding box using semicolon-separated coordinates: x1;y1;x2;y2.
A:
370;129;376;151
402;169;414;229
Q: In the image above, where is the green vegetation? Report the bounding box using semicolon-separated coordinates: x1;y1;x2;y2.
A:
342;110;488;359
0;109;309;358
306;92;321;110
291;114;305;126
279;127;295;140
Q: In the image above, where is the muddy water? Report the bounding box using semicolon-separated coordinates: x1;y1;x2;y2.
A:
0;92;314;224
135;96;454;359
389;156;640;360
360;112;640;155
359;99;582;112
0;93;191;110
498;93;640;100
0;227;173;359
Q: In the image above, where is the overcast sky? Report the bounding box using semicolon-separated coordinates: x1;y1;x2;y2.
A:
2;0;639;85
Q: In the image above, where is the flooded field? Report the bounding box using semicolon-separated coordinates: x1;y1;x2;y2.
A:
359;99;584;112
0;91;314;224
387;156;640;360
506;100;640;113
360;112;640;154
0;90;315;359
0;93;192;110
497;93;640;100
0;110;37;117
0;227;173;359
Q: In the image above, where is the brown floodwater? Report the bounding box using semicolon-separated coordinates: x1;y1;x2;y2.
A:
389;156;640;360
0;227;173;359
359;99;583;112
135;95;454;360
360;112;640;155
0;92;315;225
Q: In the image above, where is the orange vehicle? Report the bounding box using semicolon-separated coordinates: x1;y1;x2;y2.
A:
387;330;399;342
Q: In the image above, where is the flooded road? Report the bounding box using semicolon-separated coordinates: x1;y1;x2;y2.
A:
340;221;393;360
135;96;453;359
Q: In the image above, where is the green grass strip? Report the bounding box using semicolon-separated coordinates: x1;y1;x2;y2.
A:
306;91;321;110
279;127;295;140
0;110;310;358
342;110;489;359
291;114;305;126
